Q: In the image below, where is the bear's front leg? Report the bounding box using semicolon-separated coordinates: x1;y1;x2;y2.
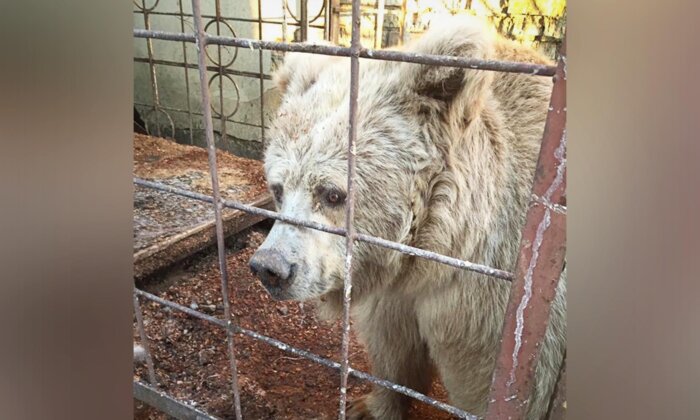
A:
348;294;432;420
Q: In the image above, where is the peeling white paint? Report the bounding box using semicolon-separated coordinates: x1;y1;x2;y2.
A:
508;208;551;387
543;129;567;202
507;129;566;387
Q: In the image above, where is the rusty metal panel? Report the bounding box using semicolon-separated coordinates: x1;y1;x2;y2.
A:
485;37;567;419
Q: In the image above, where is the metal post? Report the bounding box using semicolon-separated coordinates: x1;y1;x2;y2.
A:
190;0;243;418
257;0;266;144
485;37;567;419
338;0;361;417
375;0;386;49
141;0;163;137
300;0;309;41
133;292;157;386
177;0;194;144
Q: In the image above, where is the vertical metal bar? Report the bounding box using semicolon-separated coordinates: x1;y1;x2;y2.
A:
338;0;361;418
133;292;157;386
374;0;385;49
324;0;332;41
257;0;265;144
282;0;289;42
178;0;195;144
191;1;243;418
300;0;309;41
400;0;409;45
485;37;567;420
215;0;227;144
330;0;340;44
141;1;162;137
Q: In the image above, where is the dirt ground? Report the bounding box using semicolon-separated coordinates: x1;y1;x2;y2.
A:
134;226;454;420
133;133;267;253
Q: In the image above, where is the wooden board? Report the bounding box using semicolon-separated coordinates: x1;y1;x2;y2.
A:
133;133;272;278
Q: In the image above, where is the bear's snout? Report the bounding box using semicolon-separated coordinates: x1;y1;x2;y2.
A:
249;249;296;299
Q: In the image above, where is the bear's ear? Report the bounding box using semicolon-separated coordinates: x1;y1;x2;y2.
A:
399;16;495;119
273;42;339;96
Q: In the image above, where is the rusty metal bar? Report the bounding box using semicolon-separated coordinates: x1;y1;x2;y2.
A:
140;1;163;137
324;0;332;41
134;288;478;419
300;0;309;41
338;0;361;417
375;0;386;49
190;0;243;418
141;58;278;81
257;0;265;144
331;0;340;44
134;101;270;130
134;177;514;281
133;292;157;386
177;0;194;144
485;38;567;419
134;380;220;420
214;0;227;144
282;0;289;42
133;9;326;29
133;29;557;76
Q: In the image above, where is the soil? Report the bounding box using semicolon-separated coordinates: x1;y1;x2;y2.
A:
133;133;268;253
133;226;454;420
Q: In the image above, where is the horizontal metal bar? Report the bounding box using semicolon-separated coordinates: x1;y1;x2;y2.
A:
134;380;220;420
133;29;556;76
135;28;196;43
135;288;478;419
132;9;326;29
133;102;270;131
133;178;514;280
133;56;273;80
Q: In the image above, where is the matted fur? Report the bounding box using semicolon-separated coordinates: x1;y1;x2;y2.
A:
254;16;566;420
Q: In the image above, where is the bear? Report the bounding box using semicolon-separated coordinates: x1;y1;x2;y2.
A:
249;16;566;420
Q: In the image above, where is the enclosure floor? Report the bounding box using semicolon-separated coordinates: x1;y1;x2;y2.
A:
134;227;453;420
133;132;267;252
133;133;270;278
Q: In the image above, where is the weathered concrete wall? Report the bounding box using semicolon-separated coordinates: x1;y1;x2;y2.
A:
133;1;285;159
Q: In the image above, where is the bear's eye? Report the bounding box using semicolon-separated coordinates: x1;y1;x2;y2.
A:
316;185;346;208
270;184;283;203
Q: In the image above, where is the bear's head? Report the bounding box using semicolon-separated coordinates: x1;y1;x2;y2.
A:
249;17;495;301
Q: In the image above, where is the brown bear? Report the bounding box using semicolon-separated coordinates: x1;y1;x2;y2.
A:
249;16;566;420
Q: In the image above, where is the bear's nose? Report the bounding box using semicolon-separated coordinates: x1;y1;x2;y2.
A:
249;249;294;289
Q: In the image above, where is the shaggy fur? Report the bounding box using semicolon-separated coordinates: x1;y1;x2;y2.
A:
252;16;566;419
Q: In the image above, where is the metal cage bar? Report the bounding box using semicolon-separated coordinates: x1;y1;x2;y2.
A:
191;0;243;418
133;29;557;76
133;292;157;386
257;0;266;145
337;0;362;416
134;288;478;419
177;0;195;144
133;177;514;280
485;37;567;419
139;0;164;137
134;380;220;420
132;1;566;418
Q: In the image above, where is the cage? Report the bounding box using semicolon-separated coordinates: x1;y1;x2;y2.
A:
132;0;567;418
